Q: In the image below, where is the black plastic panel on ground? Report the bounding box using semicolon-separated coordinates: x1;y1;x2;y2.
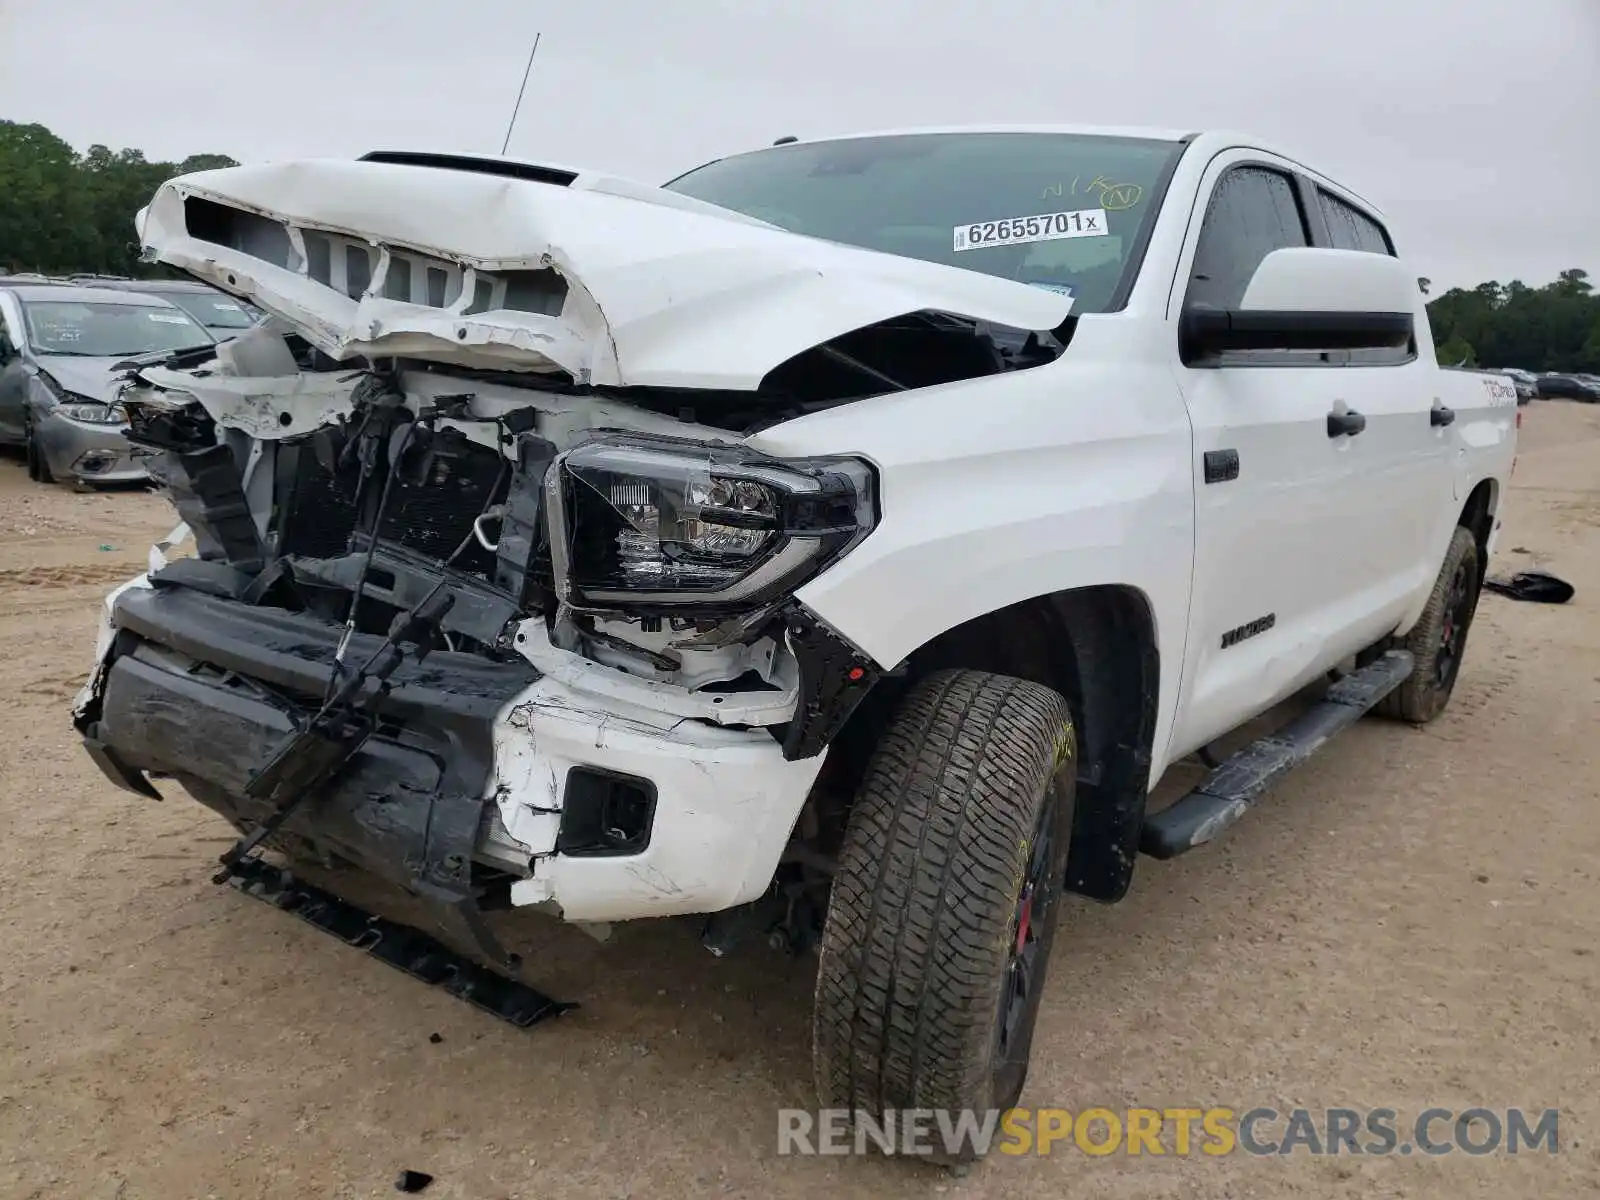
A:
228;858;573;1029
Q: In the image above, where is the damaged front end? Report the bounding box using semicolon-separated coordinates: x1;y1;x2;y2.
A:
77;151;1075;960
73;326;890;959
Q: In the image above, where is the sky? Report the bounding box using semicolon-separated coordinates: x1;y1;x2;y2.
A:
2;0;1596;292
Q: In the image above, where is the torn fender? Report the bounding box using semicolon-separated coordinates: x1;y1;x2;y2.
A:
136;158;1075;390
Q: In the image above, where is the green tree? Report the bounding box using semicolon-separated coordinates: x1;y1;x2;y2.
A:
177;153;238;174
0;120;237;277
1436;336;1476;367
1428;266;1600;371
0;122;95;273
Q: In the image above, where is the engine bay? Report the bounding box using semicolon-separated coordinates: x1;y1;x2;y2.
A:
112;325;881;751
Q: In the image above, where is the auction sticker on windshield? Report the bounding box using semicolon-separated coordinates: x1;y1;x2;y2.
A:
954;207;1109;252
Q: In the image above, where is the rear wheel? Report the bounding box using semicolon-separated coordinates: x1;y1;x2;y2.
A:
23;415;53;484
812;669;1076;1160
1376;525;1481;723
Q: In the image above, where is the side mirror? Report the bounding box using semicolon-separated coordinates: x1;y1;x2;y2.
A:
0;339;13;365
1180;247;1416;362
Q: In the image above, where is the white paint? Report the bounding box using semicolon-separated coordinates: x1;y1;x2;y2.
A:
100;129;1517;922
72;573;152;719
1239;246;1421;313
136;156;1075;391
134;363;361;440
148;521;190;575
510;619;798;727
1156;143;1514;763
494;676;823;921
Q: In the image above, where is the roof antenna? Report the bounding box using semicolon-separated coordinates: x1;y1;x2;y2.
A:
499;32;542;156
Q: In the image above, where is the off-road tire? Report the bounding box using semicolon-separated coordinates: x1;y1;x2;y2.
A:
24;415;53;484
1376;525;1481;723
812;669;1076;1159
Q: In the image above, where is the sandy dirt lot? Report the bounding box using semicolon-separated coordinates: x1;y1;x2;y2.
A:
1;403;1597;1200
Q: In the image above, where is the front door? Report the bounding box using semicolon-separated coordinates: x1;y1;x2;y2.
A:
1165;155;1372;760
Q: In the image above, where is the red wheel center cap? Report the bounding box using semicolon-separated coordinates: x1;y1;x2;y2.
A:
1015;887;1034;955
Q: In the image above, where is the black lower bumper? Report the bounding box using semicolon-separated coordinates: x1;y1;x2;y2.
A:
82;584;539;955
228;858;573;1027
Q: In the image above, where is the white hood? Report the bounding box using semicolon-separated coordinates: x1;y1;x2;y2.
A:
135;156;1074;391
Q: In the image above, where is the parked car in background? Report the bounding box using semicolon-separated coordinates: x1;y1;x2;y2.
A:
72;276;265;342
1494;368;1539;403
1442;365;1526;402
0;284;216;484
1536;374;1600;402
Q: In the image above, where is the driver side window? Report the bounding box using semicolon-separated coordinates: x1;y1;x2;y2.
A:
1186;166;1309;311
1184;164;1331;367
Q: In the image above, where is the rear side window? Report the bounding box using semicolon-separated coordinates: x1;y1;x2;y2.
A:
1318;189;1410;366
1319;190;1393;255
1185;166;1308;311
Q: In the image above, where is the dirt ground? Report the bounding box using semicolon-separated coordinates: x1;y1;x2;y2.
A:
0;403;1596;1200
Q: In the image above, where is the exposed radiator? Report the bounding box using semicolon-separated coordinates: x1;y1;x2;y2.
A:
276;429;508;577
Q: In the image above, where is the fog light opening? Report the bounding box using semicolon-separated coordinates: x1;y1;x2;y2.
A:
72;452;116;475
556;768;657;857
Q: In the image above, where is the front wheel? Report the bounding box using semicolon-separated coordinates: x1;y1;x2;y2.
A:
24;415;53;484
812;669;1076;1160
1376;525;1481;723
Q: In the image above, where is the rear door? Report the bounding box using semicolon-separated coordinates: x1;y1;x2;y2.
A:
0;292;27;442
1164;154;1374;760
1308;183;1453;622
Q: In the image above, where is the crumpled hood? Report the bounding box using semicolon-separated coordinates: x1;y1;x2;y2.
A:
32;355;134;404
135;157;1075;390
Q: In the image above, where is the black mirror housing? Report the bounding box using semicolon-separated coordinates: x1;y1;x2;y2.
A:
1180;308;1413;363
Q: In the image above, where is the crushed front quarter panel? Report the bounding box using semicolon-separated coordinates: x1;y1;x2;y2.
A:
492;675;825;922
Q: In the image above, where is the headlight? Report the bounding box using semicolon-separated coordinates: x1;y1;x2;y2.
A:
547;435;876;613
37;373;126;423
56;401;128;425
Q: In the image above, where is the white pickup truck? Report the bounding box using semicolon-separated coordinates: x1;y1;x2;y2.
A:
74;125;1516;1155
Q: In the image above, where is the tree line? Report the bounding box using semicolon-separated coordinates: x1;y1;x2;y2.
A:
1427;268;1599;373
2;119;1596;371
0;120;235;278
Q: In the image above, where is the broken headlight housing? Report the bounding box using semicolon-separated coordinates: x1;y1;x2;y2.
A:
56;401;129;425
547;435;876;614
39;373;128;424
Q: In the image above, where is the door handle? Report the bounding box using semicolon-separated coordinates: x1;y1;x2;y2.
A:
1430;403;1456;427
1327;409;1367;438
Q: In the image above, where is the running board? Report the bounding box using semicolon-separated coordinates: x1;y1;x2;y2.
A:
227;858;575;1029
1140;650;1413;859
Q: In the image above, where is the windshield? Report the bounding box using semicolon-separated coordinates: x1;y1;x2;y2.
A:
163;291;261;330
22;300;214;357
664;132;1185;314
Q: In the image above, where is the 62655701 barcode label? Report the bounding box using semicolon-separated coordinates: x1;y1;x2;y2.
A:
953;207;1109;252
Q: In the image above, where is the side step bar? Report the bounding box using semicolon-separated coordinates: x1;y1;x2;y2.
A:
228;859;575;1029
1140;649;1413;859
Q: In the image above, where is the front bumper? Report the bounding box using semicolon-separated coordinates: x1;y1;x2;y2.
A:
36;412;150;483
79;583;822;925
